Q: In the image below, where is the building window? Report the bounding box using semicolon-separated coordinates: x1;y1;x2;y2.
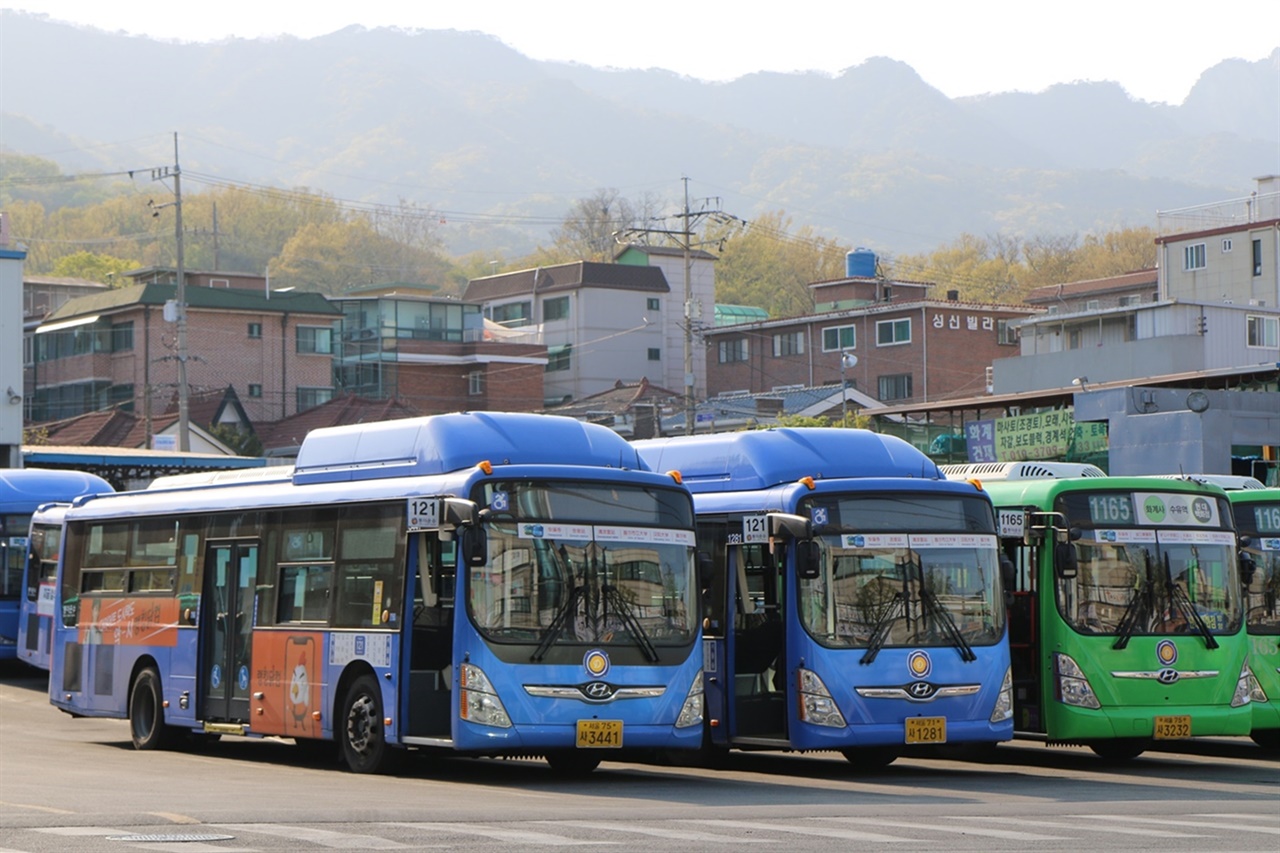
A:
1118;295;1141;306
296;387;334;412
1184;243;1206;271
822;325;856;351
296;326;333;354
1085;299;1100;311
1255;239;1264;277
1069;329;1081;350
875;318;911;346
647;348;661;361
1222;238;1233;253
248;322;262;339
468;370;484;396
546;344;572;372
489;301;532;328
248;384;263;398
996;319;1019;345
543;296;569;322
647;298;660;311
718;338;748;363
877;373;912;401
772;332;804;357
110;321;133;352
1247;314;1279;348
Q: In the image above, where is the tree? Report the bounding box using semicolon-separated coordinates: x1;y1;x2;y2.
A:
271;217;451;296
712;211;848;318
50;251;139;284
532;188;665;264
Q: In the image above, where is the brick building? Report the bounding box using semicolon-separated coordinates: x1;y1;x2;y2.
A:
704;272;1040;405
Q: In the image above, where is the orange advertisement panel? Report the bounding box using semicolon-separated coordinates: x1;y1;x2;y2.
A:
77;597;181;647
250;631;324;739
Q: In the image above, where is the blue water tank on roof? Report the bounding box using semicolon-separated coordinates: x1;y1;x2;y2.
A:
846;248;876;278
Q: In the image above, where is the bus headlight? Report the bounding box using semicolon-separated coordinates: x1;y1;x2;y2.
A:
798;667;847;728
1054;652;1100;709
989;666;1014;723
459;663;512;728
1232;661;1253;708
675;669;704;728
1247;670;1268;704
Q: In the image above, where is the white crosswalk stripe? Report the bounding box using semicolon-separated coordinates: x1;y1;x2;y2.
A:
823;816;1063;841
550;820;770;843
214;823;410;849
682;818;912;842
947;815;1210;838
1087;815;1280;835
388;821;611;845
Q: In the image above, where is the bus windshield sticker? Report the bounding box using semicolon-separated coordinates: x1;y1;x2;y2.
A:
593;525;696;546
517;522;592;540
1155;529;1236;546
407;497;440;532
997;509;1025;538
1089;528;1157;543
908;533;998;549
743;515;767;544
840;533;908;549
1132;492;1220;527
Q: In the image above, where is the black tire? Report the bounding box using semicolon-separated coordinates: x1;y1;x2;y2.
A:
294;737;339;764
841;746;899;769
130;667;177;751
545;751;602;775
1250;729;1280;750
1089;738;1148;761
339;675;398;774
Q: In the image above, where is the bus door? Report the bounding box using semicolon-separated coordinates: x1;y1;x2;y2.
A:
406;531;455;737
996;506;1044;733
201;540;259;723
729;540;786;740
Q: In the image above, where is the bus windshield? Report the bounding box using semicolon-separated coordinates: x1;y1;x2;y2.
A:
1058;530;1241;637
796;495;1005;652
468;480;698;652
1236;500;1280;637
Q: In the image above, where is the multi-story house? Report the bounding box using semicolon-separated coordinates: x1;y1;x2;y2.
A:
464;261;671;406
704;256;1039;405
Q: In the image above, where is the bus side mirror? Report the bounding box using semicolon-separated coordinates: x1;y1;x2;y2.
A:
1055;541;1078;579
1239;553;1257;587
697;551;713;592
796;540;821;580
999;554;1016;605
463;529;488;567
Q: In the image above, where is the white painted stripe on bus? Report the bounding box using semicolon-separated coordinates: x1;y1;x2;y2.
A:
389;823;610;846
1087;815;1280;835
684;818;911;843
551;820;769;843
948;816;1207;838
215;823;410;848
824;816;1062;841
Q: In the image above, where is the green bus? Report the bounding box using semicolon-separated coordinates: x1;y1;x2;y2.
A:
942;463;1253;759
1226;486;1280;748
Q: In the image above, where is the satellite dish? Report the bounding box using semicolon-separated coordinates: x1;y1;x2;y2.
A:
1186;391;1210;413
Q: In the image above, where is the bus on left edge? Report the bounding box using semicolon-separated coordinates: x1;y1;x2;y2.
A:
46;413;704;774
1;468;113;668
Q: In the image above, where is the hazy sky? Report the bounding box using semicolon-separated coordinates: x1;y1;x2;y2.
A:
7;1;1278;105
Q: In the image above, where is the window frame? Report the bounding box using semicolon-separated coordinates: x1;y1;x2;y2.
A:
875;318;911;347
1246;314;1279;348
771;331;804;358
296;325;333;355
821;325;856;352
1183;243;1207;271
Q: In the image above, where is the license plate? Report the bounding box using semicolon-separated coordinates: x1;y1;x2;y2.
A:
1153;715;1191;739
904;716;946;744
576;719;623;748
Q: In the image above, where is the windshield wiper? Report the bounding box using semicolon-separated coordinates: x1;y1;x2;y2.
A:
601;584;660;662
860;592;903;665
1113;552;1152;650
1164;552;1219;650
920;586;977;662
532;581;583;662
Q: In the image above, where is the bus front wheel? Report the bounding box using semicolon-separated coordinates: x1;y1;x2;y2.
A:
130;667;177;751
841;747;899;769
340;675;398;774
545;751;602;775
1088;738;1147;761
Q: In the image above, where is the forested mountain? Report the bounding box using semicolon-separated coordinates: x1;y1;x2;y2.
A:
1;10;1277;257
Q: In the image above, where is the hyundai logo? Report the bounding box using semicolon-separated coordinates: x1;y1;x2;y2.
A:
907;681;937;700
582;681;615;700
1156;669;1180;685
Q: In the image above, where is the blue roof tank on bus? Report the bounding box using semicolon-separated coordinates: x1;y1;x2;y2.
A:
293;412;648;485
0;468;114;511
632;428;943;492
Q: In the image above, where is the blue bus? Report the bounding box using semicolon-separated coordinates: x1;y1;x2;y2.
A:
47;413;704;773
1;468;113;667
634;429;1013;767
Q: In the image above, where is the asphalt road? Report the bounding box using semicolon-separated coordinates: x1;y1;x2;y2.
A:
2;664;1276;852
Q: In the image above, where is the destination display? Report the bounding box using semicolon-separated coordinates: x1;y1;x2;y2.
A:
1083;492;1221;527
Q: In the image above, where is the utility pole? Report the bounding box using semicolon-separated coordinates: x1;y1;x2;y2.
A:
147;134;190;452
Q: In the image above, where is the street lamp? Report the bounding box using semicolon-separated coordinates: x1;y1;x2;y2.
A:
840;351;858;425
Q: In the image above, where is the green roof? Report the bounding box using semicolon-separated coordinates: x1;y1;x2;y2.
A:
44;283;340;322
715;304;769;326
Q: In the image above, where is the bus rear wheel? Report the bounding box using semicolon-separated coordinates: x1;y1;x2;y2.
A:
130;667;178;751
1250;729;1280;750
340;675;398;774
1088;738;1147;761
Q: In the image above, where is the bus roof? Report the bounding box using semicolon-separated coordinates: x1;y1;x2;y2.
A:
632;428;942;493
976;473;1228;508
1150;473;1267;491
940;461;1107;481
0;468;114;512
293;412;647;485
